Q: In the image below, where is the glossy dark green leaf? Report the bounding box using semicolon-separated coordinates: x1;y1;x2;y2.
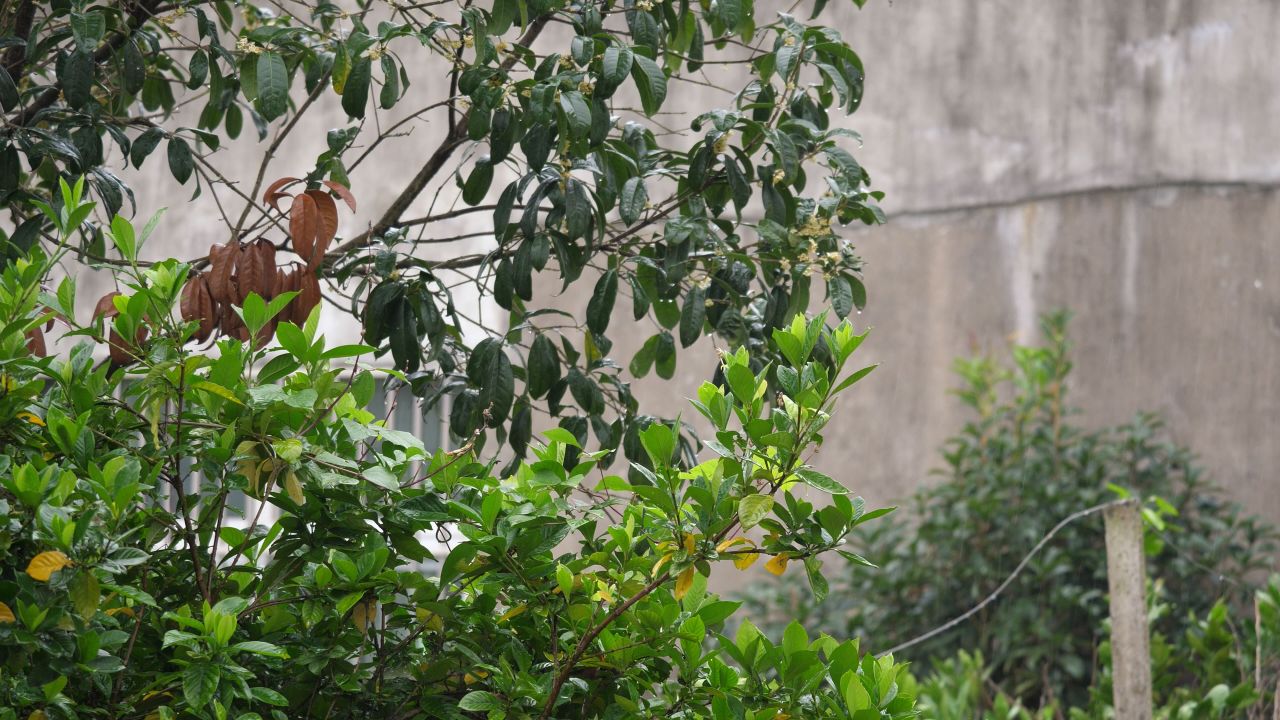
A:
679;286;706;347
620;176;646;225
61;50;95;110
597;45;633;98
630;54;667;116
828;275;853;319
342;57;371;119
462;160;493;206
586;270;618;335
0;66;18;111
528;334;561;399
187;50;209;90
166;137;194;184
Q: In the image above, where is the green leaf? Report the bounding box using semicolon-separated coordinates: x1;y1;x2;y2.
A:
379;55;400;109
230;640;287;658
250;687;289;707
640;422;675;467
619;176;647;225
459;691;502;712
527;334;560;399
559;90;592;136
828;275;853;318
167;138;194;184
462;160;493;206
342;57;372;119
255;52;289;121
130;127;165;169
61;50;95;110
782;620;808;656
679;287;706;348
629;53;668;115
476;344;514;424
793;468;848;494
182;663;219;708
0;66;18;111
597;45;633;97
804;556;829;603
586;270;618;335
738;494;772;529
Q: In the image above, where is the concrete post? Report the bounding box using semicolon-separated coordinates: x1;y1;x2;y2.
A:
1104;500;1153;720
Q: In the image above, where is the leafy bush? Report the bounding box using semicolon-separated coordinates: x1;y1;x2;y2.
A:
743;313;1276;709
0;197;912;718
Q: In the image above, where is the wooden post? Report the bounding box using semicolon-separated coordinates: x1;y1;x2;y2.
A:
1104;500;1154;720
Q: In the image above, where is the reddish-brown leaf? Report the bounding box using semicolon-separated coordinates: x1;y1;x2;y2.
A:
235;243;259;304
290;193;318;265
180;273;202;322
196;276;216;343
322;180;357;212
293;270;321;325
94;291;122;319
252;239;277;298
108;327;148;367
208;243;236;305
25;328;46;357
263;177;302;213
305;189;338;248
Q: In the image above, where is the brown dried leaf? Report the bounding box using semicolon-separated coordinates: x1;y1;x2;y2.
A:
290;193;318;266
322;180;357;212
263;176;302;213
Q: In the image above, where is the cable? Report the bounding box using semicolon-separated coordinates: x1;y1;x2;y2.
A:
877;498;1133;658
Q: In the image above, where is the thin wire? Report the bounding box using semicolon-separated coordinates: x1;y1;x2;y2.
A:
878;498;1133;657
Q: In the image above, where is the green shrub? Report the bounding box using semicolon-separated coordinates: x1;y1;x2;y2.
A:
743;313;1276;709
0;200;913;719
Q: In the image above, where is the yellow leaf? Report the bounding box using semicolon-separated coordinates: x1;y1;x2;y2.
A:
653;551;675;577
28;711;47;720
192;380;244;405
0;601;14;623
416;607;445;631
106;607;136;618
498;605;527;623
464;669;489;685
734;552;760;571
764;554;789;576
26;550;72;581
682;533;697;554
16;411;44;426
674;567;696;601
591;584;615;604
284;470;305;505
352;598;376;635
716;536;754;553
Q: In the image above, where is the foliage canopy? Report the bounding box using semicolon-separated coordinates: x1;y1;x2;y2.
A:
0;0;903;717
0;0;882;464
